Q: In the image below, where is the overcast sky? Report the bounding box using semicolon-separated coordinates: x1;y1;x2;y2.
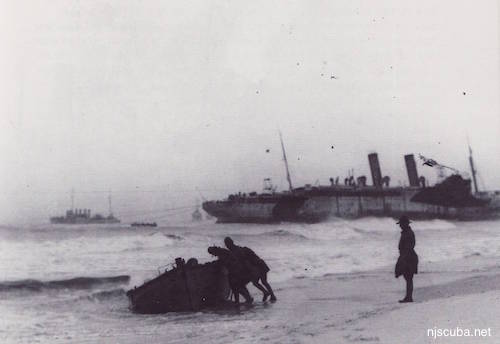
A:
1;0;499;224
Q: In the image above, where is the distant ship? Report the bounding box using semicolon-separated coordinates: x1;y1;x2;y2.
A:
50;209;120;224
203;135;500;223
131;222;157;227
50;190;120;224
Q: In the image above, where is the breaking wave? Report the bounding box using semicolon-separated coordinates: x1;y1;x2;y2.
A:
86;288;127;301
264;229;308;240
0;275;130;292
164;233;184;240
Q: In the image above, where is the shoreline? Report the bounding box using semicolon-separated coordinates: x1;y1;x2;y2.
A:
226;255;500;343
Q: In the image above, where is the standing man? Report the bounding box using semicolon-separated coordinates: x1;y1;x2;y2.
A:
224;237;277;302
395;215;419;303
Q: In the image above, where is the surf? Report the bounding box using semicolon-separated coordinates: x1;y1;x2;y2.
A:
0;275;130;292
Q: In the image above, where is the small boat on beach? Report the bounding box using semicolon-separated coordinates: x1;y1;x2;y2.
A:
126;258;231;314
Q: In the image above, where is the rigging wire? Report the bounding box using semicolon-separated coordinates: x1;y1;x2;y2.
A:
1;187;235;195
114;204;196;216
118;206;196;219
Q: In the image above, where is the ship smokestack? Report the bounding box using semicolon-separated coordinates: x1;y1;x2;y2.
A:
368;153;382;187
404;154;420;187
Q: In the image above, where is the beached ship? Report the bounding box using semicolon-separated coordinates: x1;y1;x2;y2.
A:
203;136;500;223
126;258;231;313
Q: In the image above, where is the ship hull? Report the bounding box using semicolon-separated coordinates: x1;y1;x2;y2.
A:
203;194;310;223
50;218;120;224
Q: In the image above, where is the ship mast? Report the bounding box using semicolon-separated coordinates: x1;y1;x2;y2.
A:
70;188;75;210
468;145;479;193
279;131;293;192
108;190;114;216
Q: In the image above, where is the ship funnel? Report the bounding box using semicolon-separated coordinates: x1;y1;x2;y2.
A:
368;153;382;187
404;154;420;187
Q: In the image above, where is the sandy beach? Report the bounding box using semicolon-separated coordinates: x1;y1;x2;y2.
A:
101;255;500;344
170;255;500;344
309;256;500;344
115;256;500;344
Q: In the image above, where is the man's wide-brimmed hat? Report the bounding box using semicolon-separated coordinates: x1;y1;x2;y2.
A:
396;215;411;224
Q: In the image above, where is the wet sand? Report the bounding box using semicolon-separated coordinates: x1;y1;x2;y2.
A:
310;257;500;343
196;255;500;344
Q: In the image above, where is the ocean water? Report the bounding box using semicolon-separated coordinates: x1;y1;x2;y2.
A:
0;218;499;343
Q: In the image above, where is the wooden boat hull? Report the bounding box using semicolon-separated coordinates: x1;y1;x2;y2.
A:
126;260;231;314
